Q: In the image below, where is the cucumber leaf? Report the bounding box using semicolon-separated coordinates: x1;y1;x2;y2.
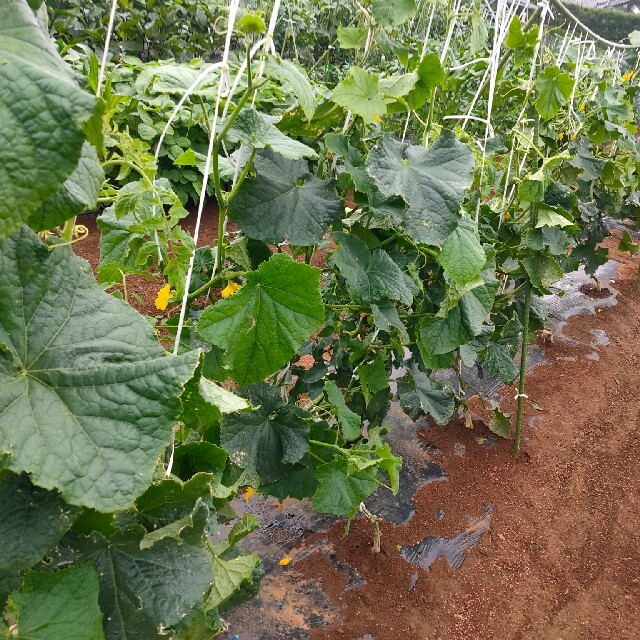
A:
0;227;199;511
197;253;324;386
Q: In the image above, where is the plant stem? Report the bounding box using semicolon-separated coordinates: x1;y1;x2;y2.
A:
514;116;541;455
120;270;128;304
227;147;257;204
513;280;531;456
309;440;372;455
496;282;526;304
61;218;75;243
211;148;226;272
325;303;369;310
210;77;265;274
102;159;154;185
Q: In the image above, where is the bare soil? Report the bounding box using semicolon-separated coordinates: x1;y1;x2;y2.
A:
298;237;640;640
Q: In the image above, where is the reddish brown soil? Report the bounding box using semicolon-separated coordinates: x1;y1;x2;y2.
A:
74;203;223;317
298;240;640;640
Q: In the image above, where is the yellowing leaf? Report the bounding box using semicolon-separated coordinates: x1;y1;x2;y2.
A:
155;284;172;311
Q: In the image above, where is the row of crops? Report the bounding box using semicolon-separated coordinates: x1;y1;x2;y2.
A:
1;0;639;637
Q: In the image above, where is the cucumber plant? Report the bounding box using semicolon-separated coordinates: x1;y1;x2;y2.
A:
1;0;640;638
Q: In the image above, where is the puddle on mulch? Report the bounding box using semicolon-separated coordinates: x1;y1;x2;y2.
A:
220;259;625;640
399;506;493;572
589;328;610;347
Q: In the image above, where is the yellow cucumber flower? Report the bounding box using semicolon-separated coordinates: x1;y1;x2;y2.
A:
622;71;634;83
155;284;172;311
221;281;242;298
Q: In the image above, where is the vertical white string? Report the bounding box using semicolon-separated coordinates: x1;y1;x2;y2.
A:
166;0;241;477
97;0;118;96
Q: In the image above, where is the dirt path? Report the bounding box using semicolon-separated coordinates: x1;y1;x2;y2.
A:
299;239;640;640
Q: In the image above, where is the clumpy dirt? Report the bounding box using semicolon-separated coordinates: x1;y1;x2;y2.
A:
296;239;640;640
578;283;614;299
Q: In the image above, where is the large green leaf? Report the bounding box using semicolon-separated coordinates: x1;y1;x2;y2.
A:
8;565;104;640
258;464;319;500
228;149;342;246
419;264;498;354
265;57;318;121
534;66;574;120
337;26;368;49
97;199;149;271
324;380;361;441
207;553;261;610
135;63;218;98
225;109;317;160
197;253;324;386
63;527;213;640
28;142;104;232
312;460;378;516
139;499;210;550
407;54;445;110
331;67;386;124
371;301;409;340
0;227;199;511
378;73;419;101
437;219;486;285
0;472;76;572
481;344;518;384
332;232;413;305
400;366;456;425
370;0;417;26
522;254;564;294
135;473;214;529
366;132;474;246
179;357;249;431
0;0;101;239
221;384;310;483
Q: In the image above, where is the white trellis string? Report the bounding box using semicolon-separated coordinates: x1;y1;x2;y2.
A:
401;1;438;141
439;0;463;66
475;0;518;221
97;0;118;96
166;0;241;477
150;62;226;264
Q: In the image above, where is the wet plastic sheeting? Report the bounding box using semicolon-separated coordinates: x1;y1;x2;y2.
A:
400;506;493;572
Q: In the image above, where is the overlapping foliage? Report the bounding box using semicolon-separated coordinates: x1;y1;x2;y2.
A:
1;0;640;637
